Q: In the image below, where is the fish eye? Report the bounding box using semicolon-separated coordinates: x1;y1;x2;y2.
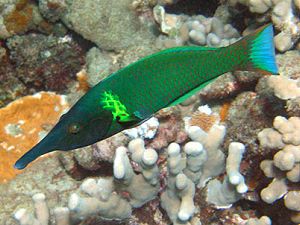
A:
68;123;81;134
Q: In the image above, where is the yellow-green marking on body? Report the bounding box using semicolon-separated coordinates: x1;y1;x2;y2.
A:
100;91;132;122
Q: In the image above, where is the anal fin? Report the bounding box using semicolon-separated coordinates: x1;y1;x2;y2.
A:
169;78;217;107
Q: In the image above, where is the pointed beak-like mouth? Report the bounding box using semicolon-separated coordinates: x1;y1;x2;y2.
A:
14;143;51;170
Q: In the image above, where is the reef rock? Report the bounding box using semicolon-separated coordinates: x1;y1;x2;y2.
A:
61;0;155;51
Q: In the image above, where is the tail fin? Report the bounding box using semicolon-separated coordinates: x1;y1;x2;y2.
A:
233;24;279;75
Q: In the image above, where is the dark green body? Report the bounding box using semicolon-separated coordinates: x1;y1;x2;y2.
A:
15;24;278;169
13;46;248;170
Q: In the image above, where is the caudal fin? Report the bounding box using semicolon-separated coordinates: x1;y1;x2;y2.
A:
233;24;279;75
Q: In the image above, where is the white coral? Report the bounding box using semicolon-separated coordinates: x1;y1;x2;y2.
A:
14;193;70;225
259;116;300;222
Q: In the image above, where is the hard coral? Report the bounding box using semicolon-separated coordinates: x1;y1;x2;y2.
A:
14;193;70;225
0;92;69;183
258;116;300;224
257;73;300;117
228;0;300;52
154;5;241;48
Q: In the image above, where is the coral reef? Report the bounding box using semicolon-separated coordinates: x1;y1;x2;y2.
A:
58;132;129;180
14;193;70;225
0;0;45;39
123;117;160;139
67;138;160;222
260;73;300;118
0;0;299;224
153;1;299;52
186;123;226;188
0;92;69;183
69;178;132;220
227;0;300;52
186;105;220;132
246;216;272;225
61;0;155;51
206;142;247;208
146;108;187;150
153;5;240;48
258;116;300;223
65;123;250;224
63;121;253;224
38;0;67;23
199;71;262;102
0;60;26;106
6;33;85;93
0;32;85;106
160;143;196;224
85;47;114;87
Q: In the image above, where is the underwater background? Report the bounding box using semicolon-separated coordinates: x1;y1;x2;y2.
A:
0;0;300;224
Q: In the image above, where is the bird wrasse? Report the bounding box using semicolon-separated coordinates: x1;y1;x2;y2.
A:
14;24;279;170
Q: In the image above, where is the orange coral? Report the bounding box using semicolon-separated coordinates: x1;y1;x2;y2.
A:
4;0;33;34
189;112;219;132
76;69;90;92
0;92;69;183
219;101;231;122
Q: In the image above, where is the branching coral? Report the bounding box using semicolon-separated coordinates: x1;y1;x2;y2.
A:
228;0;300;52
206;142;248;208
258;74;300;117
258;116;300;223
69;177;132;220
268;75;300;101
160;143;196;224
187;124;226;188
65;116;246;225
153;5;240;48
14;193;70;225
113;144;160;207
10;110;254;224
0;92;69;183
68;138;160;221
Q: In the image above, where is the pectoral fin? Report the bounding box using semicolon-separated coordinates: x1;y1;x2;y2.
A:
116;109;151;129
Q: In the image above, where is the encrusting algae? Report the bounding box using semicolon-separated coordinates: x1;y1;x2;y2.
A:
0;92;68;183
190;111;219;132
3;0;34;35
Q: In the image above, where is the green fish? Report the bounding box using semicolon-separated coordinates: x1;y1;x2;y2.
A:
14;24;278;170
